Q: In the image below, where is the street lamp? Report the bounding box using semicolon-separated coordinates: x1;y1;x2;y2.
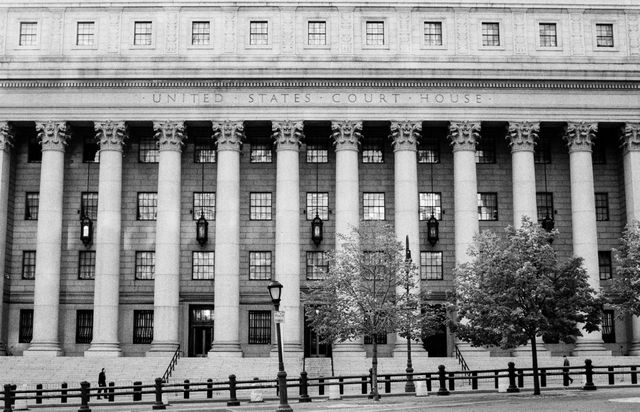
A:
267;281;292;412
311;213;323;246
80;214;93;247
404;236;415;393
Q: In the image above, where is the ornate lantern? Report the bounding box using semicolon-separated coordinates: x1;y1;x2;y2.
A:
311;214;323;246
80;214;93;247
427;215;439;246
196;212;208;246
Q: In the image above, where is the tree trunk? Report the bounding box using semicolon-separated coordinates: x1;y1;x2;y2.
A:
371;340;380;401
530;335;541;395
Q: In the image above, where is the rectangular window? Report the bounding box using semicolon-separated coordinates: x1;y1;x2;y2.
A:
482;22;500;47
75;310;93;344
137;193;157;221
250;144;272;163
599;251;612;280
366;21;385;46
249;251;272;280
592;140;606;164
539;23;557;47
306;192;329;220
81;192;98;220
534;137;551;163
596;23;614;47
133;21;153;46
475;135;496;163
362;143;384;163
19;309;33;343
83;136;100;162
135;251;155;280
250;192;272;220
194;141;216;163
418;138;440;163
308;21;327;46
139;137;158;163
22;251;36;279
363;193;385;220
19;22;37;46
76;22;95;46
420;251;443;280
25;192;39;220
133;310;154;344
419;193;442;221
248;311;271;344
28;135;41;162
192;251;214;280
249;21;269;45
424;22;443;46
595;193;609;221
602;310;615;343
364;333;387;345
191;21;210;45
306;251;328;280
193;192;215;221
478;193;498;221
536;192;554;222
78;251;96;280
306;144;328;163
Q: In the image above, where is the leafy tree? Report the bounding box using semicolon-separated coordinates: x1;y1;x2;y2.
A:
610;221;640;316
452;217;602;395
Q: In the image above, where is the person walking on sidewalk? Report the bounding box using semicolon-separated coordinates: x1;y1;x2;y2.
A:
563;356;574;385
97;368;107;399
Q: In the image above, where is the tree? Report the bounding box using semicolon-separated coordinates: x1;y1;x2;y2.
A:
452;217;602;395
610;221;640;316
303;222;442;400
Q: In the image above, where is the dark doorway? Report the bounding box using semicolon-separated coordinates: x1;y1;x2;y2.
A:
188;305;214;357
423;304;448;357
304;312;331;358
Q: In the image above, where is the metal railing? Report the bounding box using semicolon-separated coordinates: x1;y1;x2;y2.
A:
454;344;470;372
161;344;181;383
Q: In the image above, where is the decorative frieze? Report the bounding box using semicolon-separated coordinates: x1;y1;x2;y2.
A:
339;9;354;55
570;12;585;56
0;122;14;152
564;122;598;152
448;121;480;152
35;121;69;152
513;12;527;55
390;121;421;151
507;122;539;152
455;9;470;55
108;12;121;53
331;121;362;151
223;10;237;54
629;13;640;55
95;121;127;152
272;121;304;150
281;9;295;54
621;123;640;153
153;121;186;151
166;11;179;54
213;121;244;151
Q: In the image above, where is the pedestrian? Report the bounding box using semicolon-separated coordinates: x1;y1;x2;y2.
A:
563;356;573;385
97;368;106;399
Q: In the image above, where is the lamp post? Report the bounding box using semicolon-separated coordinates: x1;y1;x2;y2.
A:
404;236;415;393
267;281;292;412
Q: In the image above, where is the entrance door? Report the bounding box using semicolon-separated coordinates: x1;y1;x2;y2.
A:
188;305;214;357
304;313;331;357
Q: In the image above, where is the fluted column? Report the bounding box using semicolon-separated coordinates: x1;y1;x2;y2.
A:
273;121;304;351
508;122;539;227
86;121;127;357
148;121;185;355
448;122;480;265
0;123;13;356
565;122;607;354
210;121;244;355
621;123;640;355
24;121;69;356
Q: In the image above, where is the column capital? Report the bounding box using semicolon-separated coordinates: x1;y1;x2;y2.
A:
331;121;362;151
621;123;640;154
0;122;15;153
213;121;245;151
35;121;70;152
564;122;598;153
390;121;421;152
507;122;539;153
272;121;304;150
448;121;481;152
153;121;186;152
94;121;128;152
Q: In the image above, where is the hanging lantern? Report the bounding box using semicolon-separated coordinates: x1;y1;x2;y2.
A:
542;214;555;233
80;214;93;247
427;215;439;246
196;212;208;246
311;214;323;246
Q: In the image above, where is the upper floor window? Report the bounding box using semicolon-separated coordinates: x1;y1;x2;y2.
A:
475;135;496;163
137;193;157;220
250;144;272;163
424;22;443;46
193;192;215;221
598;251;612;280
595;193;609;221
25;192;39;220
365;21;385;46
534;136;551;163
192;251;215;280
592;139;606;164
478;193;498;221
194;139;216;163
250;192;272;220
19;22;38;46
362;142;383;163
249;251;272;280
28;135;41;162
135;251;155;280
419;193;442;220
308;21;327;46
133;310;154;344
363;193;385;220
191;21;210;45
81;192;98;220
76;22;95;46
75;310;93;344
139;137;159;163
364;333;387;345
249;21;269;46
536;192;554;222
306;144;328;163
596;24;614;48
78;251;96;280
83;136;100;162
418;137;440;163
306;251;328;280
602;309;615;343
420;251;443;280
481;22;500;47
306;192;329;220
22;251;36;279
134;21;153;46
539;23;557;47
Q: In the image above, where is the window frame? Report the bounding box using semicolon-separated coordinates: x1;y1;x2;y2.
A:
595;192;610;221
480;22;501;48
192;251;215;280
538;22;558;48
306;251;328;280
306;192;329;220
362;142;384;163
536;192;554;222
249;192;272;221
598;251;612;280
364;20;386;48
75;310;93;344
363;192;386;221
420;251;443;280
191;21;211;46
76;21;96;48
418;137;440;163
133;310;154;344
250;144;273;163
138;136;159;163
478;192;499;221
18;21;39;48
78;251;96;280
306;144;329;163
81;192;98;220
19;309;34;343
307;20;327;47
248;20;270;47
602;309;615;343
132;21;154;48
419;192;442;221
595;23;614;48
423;21;444;47
135;251;156;280
25;192;39;220
248;310;272;344
249;251;272;280
193;192;216;221
194;139;216;163
475;134;496;164
22;251;36;280
137;192;158;221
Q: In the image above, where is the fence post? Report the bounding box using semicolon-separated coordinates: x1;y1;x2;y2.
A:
507;362;520;393
227;374;240;407
108;382;114;402
448;372;455;391
183;379;190;399
133;381;142;401
152;377;165;410
540;369;547;388
361;377;368;395
517;369;524;388
207;378;213;399
608;367;614;385
437;365;449;396
339;377;345;395
299;371;311;403
384;375;391;394
425;373;432;392
61;382;68;404
3;384;12;412
35;384;42;405
632;366;638;385
471;372;478;390
319;378;325;396
494;371;499;389
583;359;596;391
78;381;91;412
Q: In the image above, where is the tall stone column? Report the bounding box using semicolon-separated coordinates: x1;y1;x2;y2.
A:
24;121;69;356
0;123;13;356
564;122;608;355
448;122;480;265
508;122;539;227
86;121;127;357
148;121;186;355
210;121;244;356
621;123;640;355
273;121;304;351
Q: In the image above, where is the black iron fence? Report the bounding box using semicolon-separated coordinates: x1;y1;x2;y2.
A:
2;359;640;411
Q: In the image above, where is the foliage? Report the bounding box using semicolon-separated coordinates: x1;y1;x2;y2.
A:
610;221;640;316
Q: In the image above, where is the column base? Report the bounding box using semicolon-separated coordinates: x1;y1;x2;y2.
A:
392;341;427;356
209;341;243;357
628;341;640;356
571;341;611;356
85;343;122;357
147;341;180;357
23;341;63;357
512;339;551;358
332;341;364;354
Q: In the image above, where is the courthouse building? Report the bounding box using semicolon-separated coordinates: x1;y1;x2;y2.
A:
0;0;639;362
